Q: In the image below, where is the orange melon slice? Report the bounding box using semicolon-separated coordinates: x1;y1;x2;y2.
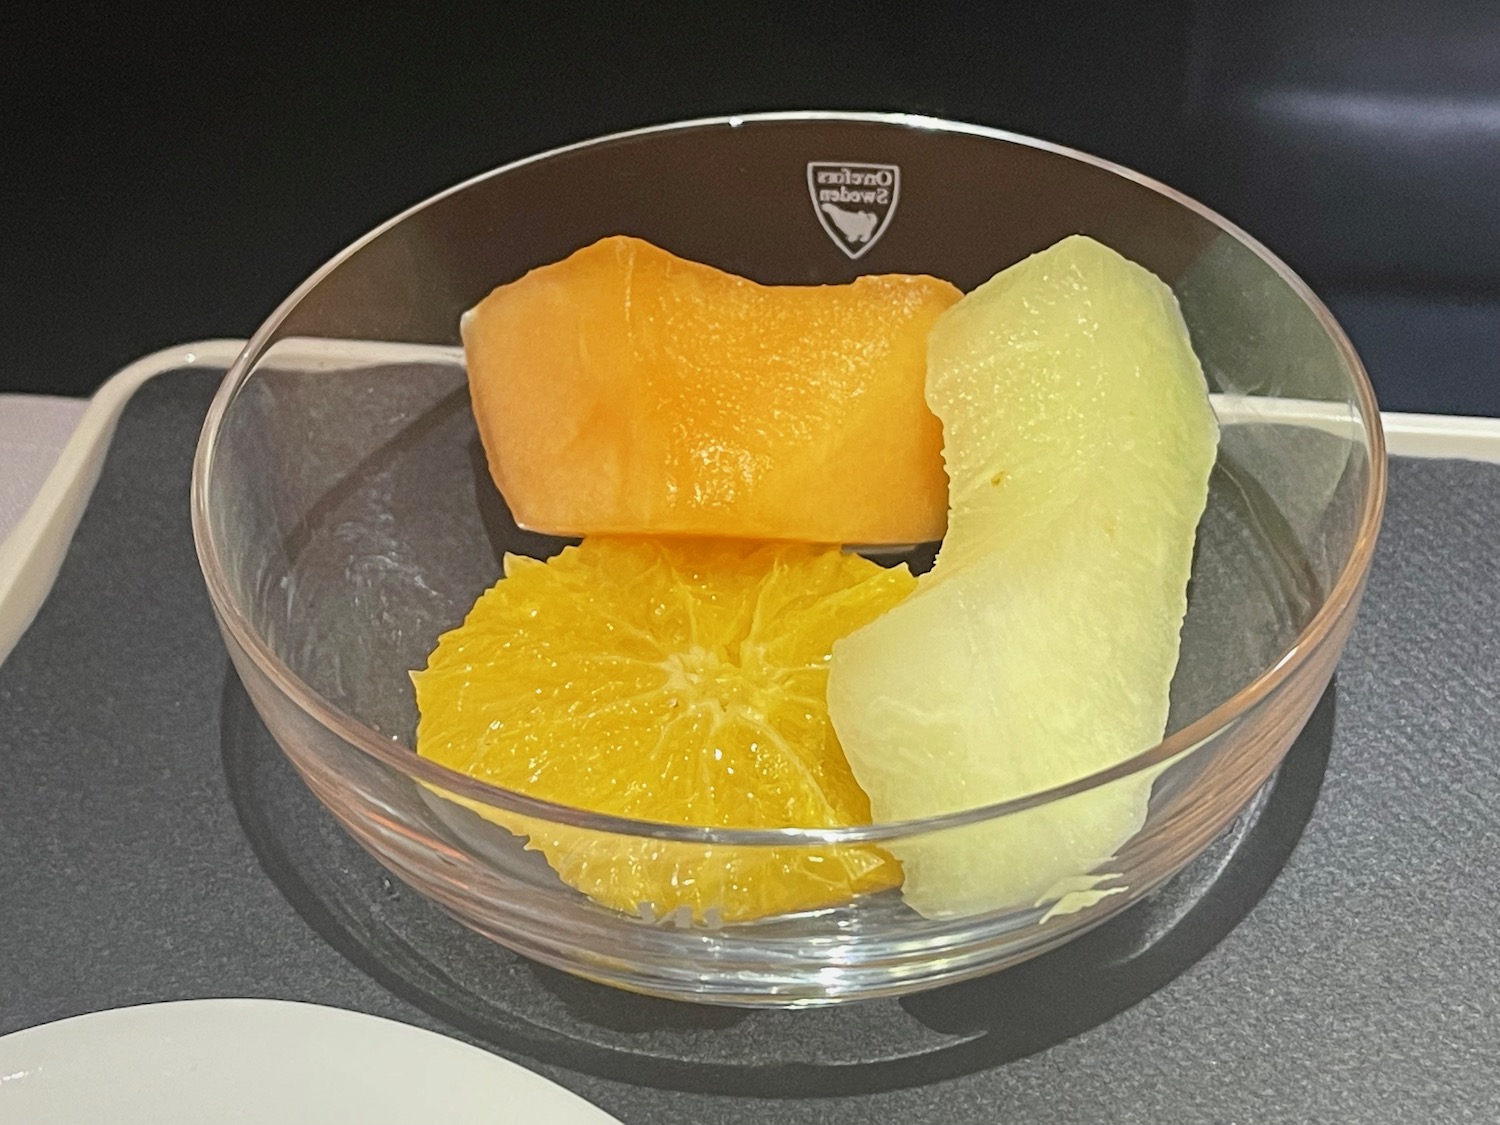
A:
461;235;957;544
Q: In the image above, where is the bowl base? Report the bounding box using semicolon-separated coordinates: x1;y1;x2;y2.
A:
219;672;1335;1097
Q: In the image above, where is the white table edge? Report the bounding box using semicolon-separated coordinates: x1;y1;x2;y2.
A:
1;338;1497;668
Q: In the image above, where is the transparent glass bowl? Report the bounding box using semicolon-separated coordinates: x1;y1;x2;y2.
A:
191;112;1385;1006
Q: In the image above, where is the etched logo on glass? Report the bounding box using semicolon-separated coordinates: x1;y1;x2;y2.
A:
806;162;901;259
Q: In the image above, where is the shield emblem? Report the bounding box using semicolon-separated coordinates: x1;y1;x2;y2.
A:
806;162;901;260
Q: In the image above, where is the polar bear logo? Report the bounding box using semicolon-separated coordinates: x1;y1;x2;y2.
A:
819;202;880;244
807;162;901;258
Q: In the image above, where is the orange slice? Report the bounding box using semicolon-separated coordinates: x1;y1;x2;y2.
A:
413;537;911;923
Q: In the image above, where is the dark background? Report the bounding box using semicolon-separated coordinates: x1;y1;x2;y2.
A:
5;0;1499;414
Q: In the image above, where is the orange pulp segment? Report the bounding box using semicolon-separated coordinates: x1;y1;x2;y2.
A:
413;537;912;923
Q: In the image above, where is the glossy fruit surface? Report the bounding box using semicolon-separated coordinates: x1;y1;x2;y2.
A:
828;235;1220;918
414;537;912;922
462;235;957;544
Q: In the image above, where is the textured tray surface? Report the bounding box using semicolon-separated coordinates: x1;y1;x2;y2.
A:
2;371;1497;1122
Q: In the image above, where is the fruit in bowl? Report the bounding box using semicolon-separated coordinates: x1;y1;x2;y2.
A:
414;537;909;924
829;235;1218;918
461;234;956;545
415;232;1217;924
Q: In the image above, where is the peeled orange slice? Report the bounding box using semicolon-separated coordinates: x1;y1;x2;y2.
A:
413;538;911;923
462;235;957;545
827;236;1219;919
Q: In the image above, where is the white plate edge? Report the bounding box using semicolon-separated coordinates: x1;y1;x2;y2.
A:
0;997;620;1123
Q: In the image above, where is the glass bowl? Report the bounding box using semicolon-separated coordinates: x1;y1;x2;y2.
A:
191;112;1385;1007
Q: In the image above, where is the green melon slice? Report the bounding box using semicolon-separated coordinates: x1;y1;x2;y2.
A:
827;235;1219;919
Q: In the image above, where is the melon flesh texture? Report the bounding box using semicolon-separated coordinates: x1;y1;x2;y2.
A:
461;235;957;544
826;235;1219;919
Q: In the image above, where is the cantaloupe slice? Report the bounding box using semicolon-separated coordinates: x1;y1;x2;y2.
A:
826;235;1219;919
461;235;957;544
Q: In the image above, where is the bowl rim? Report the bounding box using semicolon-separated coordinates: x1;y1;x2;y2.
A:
190;109;1388;845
